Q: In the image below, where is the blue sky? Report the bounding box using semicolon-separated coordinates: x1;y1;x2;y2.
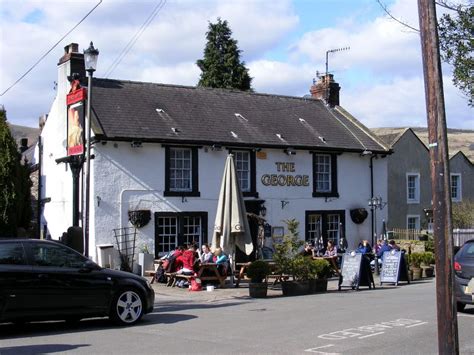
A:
0;0;472;129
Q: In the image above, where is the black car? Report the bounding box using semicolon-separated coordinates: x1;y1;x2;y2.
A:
0;239;154;325
454;239;474;312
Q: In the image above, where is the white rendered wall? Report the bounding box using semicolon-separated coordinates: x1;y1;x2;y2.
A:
91;143;388;260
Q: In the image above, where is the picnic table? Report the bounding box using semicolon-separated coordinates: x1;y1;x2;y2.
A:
312;256;341;276
197;263;227;288
235;260;291;287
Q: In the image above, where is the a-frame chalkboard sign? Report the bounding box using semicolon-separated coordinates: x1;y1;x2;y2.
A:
338;252;375;290
380;250;410;286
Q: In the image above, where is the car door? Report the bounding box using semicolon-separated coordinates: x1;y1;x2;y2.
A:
0;241;36;321
28;241;113;317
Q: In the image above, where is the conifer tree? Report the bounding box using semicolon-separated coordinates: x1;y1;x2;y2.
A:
197;18;252;91
0;108;32;236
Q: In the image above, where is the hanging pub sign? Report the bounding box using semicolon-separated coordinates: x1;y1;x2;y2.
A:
66;80;87;156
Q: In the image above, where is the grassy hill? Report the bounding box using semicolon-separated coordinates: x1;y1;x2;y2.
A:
372;127;474;162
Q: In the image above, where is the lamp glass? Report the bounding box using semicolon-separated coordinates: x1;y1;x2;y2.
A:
84;42;99;72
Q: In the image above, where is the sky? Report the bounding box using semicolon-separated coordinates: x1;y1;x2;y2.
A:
0;0;472;129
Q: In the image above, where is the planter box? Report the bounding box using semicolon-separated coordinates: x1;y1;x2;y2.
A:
138;253;155;277
411;267;422;280
421;266;434;278
249;283;268;298
282;281;312;296
310;279;328;293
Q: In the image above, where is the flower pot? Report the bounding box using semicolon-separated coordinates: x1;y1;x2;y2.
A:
309;279;328;293
411;267;422;280
249;283;268;298
281;281;311;296
421;266;434;278
138;252;155;277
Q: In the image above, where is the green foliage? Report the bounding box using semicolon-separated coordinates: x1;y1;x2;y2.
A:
438;3;473;106
452;200;474;228
421;252;435;265
273;219;330;281
0;108;32;236
408;252;424;268
247;260;271;283
197;18;252;91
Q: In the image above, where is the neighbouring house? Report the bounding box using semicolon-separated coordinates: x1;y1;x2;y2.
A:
39;43;389;265
374;128;474;232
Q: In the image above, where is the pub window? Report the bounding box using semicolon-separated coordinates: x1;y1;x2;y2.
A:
407;215;420;230
305;210;345;246
229;149;258;197
312;153;338;198
164;146;200;197
154;212;208;258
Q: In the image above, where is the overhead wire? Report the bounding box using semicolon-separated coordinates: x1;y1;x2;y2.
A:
104;0;167;78
0;0;103;97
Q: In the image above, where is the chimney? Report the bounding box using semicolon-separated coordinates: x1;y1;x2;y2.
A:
57;43;85;84
310;74;340;107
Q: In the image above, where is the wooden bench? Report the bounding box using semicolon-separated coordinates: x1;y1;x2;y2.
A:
145;270;156;284
164;272;193;287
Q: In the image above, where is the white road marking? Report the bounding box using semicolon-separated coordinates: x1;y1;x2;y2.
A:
358;331;385;339
405;322;428;328
304;344;340;354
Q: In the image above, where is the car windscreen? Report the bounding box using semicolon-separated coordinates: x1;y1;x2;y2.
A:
460;242;474;258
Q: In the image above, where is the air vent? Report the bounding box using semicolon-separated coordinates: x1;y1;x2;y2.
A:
156;108;165;113
276;133;285;141
231;131;239;138
171;127;180;134
299;117;306;123
318;136;327;144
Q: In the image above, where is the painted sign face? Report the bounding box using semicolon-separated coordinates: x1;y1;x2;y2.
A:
261;162;310;187
67;102;84;155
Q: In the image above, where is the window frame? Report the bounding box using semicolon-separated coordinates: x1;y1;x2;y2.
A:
406;173;420;204
154;211;208;258
312;153;339;198
407;215;421;230
228;149;258;198
164;146;200;197
450;173;462;202
305;210;345;246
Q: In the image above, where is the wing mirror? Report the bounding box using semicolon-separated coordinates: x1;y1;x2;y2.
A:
79;259;100;272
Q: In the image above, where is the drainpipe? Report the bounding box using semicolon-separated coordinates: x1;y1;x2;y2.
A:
37;136;42;238
370;155;374;246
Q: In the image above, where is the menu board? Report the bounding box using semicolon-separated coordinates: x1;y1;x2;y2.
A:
339;253;362;289
380;250;401;284
380;250;409;285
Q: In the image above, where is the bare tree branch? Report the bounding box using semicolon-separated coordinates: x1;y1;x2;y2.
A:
376;0;420;32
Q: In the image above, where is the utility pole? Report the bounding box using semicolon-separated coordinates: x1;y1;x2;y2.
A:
418;1;459;354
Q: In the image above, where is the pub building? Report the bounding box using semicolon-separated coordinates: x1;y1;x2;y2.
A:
39;43;390;266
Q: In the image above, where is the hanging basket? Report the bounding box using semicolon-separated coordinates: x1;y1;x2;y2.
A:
350;208;368;224
128;210;151;228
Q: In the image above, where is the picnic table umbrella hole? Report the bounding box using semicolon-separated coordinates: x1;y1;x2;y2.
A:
211;154;253;285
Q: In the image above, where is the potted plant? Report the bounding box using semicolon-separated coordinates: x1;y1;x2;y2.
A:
138;244;154;277
247;260;271;298
408;252;423;280
421;252;435;277
274;219;330;296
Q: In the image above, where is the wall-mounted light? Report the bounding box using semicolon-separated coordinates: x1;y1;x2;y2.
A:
182;196;188;203
131;141;143;148
361;149;373;156
211;144;222;151
260;205;267;217
284;148;296;155
96;196;101;206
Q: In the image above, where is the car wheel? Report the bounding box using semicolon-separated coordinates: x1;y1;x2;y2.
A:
110;289;144;325
457;302;466;312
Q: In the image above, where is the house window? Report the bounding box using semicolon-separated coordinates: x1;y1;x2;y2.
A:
164;146;199;196
451;174;462;201
427;217;434;233
312;153;338;198
154;212;208;257
407;215;420;230
305;210;345;246
406;173;420;203
230;149;258;197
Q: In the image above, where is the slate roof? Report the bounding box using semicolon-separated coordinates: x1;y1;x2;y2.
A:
92;78;389;154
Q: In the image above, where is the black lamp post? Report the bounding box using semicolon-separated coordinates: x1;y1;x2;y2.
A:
83;42;99;257
368;196;387;274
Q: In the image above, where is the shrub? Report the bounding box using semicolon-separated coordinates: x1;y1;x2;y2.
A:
409;252;423;268
422;252;435;265
247;260;271;283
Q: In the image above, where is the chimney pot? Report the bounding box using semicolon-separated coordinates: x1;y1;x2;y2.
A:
310;74;340;107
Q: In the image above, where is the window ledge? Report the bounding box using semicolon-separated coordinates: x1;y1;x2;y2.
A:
312;192;339;198
163;191;201;197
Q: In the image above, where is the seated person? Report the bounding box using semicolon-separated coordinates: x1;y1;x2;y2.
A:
388;239;400;251
376;240;392;263
357;240;373;259
176;244;195;275
199;243;214;264
214;248;229;276
300;242;315;257
324;240;337;257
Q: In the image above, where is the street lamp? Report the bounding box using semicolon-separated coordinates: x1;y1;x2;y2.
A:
368;196;387;274
83;42;99;257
